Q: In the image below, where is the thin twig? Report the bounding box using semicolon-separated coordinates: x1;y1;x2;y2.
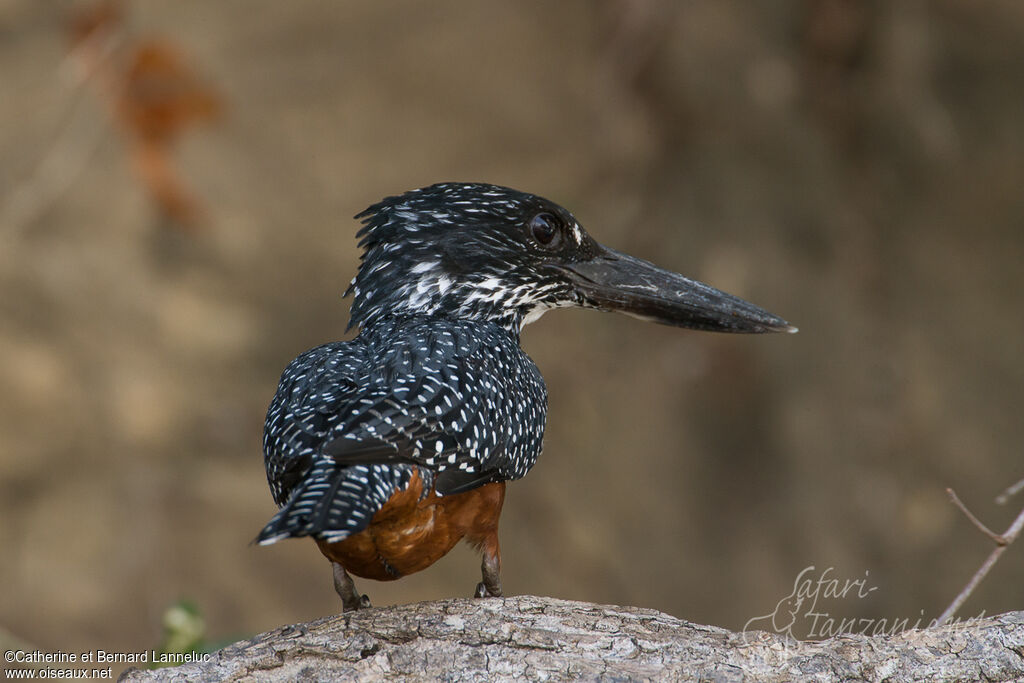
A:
0;102;108;239
0;17;123;240
945;488;1002;543
996;477;1024;506
936;486;1024;625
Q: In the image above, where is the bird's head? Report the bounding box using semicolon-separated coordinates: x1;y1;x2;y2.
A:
347;182;795;336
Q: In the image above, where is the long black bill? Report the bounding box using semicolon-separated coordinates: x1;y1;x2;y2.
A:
563;246;796;334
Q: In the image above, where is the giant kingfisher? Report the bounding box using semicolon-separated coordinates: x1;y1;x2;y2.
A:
257;182;794;610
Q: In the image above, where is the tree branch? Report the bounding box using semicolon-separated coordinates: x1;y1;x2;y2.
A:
996;477;1024;506
937;487;1024;625
119;596;1023;682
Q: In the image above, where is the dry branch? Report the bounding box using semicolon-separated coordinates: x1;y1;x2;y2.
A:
937;487;1024;625
120;596;1023;682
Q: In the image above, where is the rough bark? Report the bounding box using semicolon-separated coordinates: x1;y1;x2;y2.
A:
120;596;1024;682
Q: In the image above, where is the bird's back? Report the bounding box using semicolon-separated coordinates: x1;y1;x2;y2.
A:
259;315;547;545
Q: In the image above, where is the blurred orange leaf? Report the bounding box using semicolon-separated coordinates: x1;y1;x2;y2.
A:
67;1;222;230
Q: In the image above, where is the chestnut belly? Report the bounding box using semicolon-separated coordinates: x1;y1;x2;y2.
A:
315;471;505;581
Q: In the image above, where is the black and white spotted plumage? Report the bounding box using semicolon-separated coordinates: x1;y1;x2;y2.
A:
258;316;546;543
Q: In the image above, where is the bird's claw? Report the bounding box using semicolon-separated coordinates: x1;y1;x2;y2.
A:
342;593;372;612
474;581;501;599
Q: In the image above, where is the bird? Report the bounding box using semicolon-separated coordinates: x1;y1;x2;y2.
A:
256;182;795;610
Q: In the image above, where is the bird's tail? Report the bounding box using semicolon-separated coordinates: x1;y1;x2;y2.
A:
255;459;418;545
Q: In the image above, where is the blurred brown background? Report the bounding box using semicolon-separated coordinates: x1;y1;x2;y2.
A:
2;0;1022;658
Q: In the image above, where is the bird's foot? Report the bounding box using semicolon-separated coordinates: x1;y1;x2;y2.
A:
343;593;372;612
474;542;502;598
474;581;502;599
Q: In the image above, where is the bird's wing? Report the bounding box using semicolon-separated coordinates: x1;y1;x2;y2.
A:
261;341;363;507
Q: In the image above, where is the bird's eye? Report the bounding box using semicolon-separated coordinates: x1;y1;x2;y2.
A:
529;213;559;247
